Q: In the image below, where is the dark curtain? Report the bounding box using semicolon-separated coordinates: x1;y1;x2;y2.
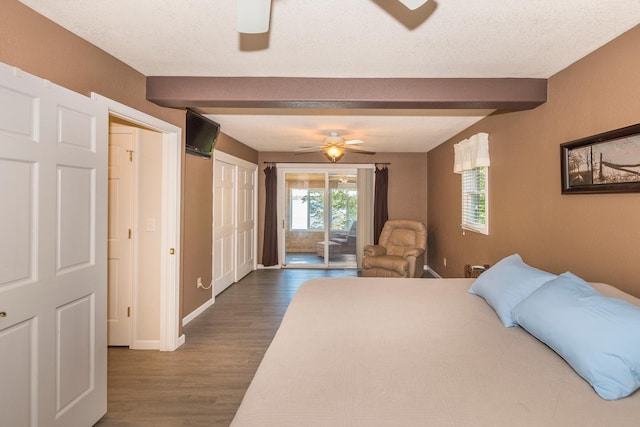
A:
262;165;279;266
373;165;389;244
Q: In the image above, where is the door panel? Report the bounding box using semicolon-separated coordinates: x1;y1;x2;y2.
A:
283;172;326;266
236;166;255;280
56;296;92;413
0;159;33;285
57;166;93;271
327;172;358;267
0;63;107;426
0;319;35;427
213;159;235;294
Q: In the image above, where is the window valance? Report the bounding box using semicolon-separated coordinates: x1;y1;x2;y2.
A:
453;132;490;174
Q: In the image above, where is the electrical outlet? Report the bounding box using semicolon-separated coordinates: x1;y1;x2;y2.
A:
443;257;447;267
196;277;203;288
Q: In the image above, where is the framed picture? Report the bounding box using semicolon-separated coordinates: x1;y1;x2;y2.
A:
561;123;640;194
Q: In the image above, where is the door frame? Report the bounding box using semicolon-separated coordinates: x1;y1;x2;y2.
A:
277;163;372;269
92;94;184;351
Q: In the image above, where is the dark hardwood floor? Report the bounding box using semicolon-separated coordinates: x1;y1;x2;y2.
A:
95;268;358;427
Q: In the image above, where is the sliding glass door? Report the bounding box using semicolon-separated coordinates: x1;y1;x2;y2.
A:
281;169;358;268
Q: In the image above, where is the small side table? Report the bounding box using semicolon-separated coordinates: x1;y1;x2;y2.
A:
464;264;491;278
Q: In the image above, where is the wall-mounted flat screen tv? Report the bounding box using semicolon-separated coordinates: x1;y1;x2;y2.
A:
186;109;220;158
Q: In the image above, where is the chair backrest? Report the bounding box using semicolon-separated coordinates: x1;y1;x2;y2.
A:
347;221;357;237
378;220;427;257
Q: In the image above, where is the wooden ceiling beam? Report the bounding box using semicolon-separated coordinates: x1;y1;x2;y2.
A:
146;76;546;110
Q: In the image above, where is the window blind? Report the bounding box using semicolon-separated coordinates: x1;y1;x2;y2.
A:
461;166;488;235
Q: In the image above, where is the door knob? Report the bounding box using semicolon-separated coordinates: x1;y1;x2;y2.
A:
0;312;6;318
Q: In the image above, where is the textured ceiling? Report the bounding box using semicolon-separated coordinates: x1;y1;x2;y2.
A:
18;0;640;153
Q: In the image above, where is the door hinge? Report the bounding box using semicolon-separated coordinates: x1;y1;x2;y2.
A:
128;229;132;239
127;307;131;317
282;219;285;229
126;149;134;162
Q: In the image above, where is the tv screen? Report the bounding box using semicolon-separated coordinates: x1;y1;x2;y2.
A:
186;110;220;158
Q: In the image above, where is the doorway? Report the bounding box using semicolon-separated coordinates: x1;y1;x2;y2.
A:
280;168;359;268
94;93;183;351
108;119;165;349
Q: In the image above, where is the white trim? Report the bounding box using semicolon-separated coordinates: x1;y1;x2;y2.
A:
92;93;184;351
426;266;442;278
182;297;215;326
130;340;161;351
216;150;258;170
258;264;282;269
276;162;375;170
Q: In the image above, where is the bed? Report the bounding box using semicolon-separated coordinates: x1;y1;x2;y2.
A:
231;277;640;426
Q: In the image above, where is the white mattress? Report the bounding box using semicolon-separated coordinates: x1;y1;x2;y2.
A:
231;278;640;426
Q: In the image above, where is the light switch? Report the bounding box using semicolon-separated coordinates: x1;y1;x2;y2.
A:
146;218;156;232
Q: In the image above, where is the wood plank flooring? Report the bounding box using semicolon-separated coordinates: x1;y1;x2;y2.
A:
95;268;358;427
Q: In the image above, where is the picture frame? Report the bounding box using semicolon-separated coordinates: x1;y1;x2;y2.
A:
561;123;640;194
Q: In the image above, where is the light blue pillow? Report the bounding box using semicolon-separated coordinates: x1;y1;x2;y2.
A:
512;272;640;400
468;254;556;327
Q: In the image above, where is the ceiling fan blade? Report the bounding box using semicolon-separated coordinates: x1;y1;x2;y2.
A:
293;146;324;152
345;139;364;145
344;146;376;155
398;0;429;11
237;0;272;33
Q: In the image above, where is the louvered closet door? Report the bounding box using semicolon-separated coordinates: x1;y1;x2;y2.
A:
0;63;108;426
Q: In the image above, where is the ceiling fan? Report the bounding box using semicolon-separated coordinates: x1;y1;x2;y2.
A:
294;131;376;163
237;0;430;33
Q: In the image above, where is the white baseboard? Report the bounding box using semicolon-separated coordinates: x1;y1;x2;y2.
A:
130;340;161;350
425;265;442;278
174;334;185;350
182;297;214;326
257;264;282;269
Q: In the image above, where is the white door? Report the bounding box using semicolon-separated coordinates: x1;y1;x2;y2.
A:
236;166;255;280
0;64;107;426
107;125;135;346
213;159;235;294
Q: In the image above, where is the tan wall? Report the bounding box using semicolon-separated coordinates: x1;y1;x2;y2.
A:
427;24;640;297
257;151;428;265
182;154;214;314
216;132;259;164
182;133;257;316
1;1;257;327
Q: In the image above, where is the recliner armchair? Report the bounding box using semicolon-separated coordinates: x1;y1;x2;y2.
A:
362;220;427;278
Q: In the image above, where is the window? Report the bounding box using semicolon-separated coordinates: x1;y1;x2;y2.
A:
330;188;357;231
461;166;488;235
290;188;324;230
290;187;358;232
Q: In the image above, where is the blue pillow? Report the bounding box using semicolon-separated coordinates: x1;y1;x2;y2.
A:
512;272;640;400
468;254;556;327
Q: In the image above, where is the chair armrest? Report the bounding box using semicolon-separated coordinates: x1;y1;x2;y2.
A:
363;245;386;257
402;247;425;259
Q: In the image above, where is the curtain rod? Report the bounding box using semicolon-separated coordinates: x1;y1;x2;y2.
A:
263;161;390;165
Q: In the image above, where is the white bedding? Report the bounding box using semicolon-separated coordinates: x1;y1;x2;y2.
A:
231;278;640;426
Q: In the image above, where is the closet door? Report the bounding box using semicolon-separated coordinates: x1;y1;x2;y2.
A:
236;165;255;281
213;158;235;295
0;63;107;426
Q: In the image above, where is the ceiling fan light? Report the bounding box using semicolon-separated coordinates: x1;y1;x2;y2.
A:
397;0;429;11
324;146;345;163
237;0;272;34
